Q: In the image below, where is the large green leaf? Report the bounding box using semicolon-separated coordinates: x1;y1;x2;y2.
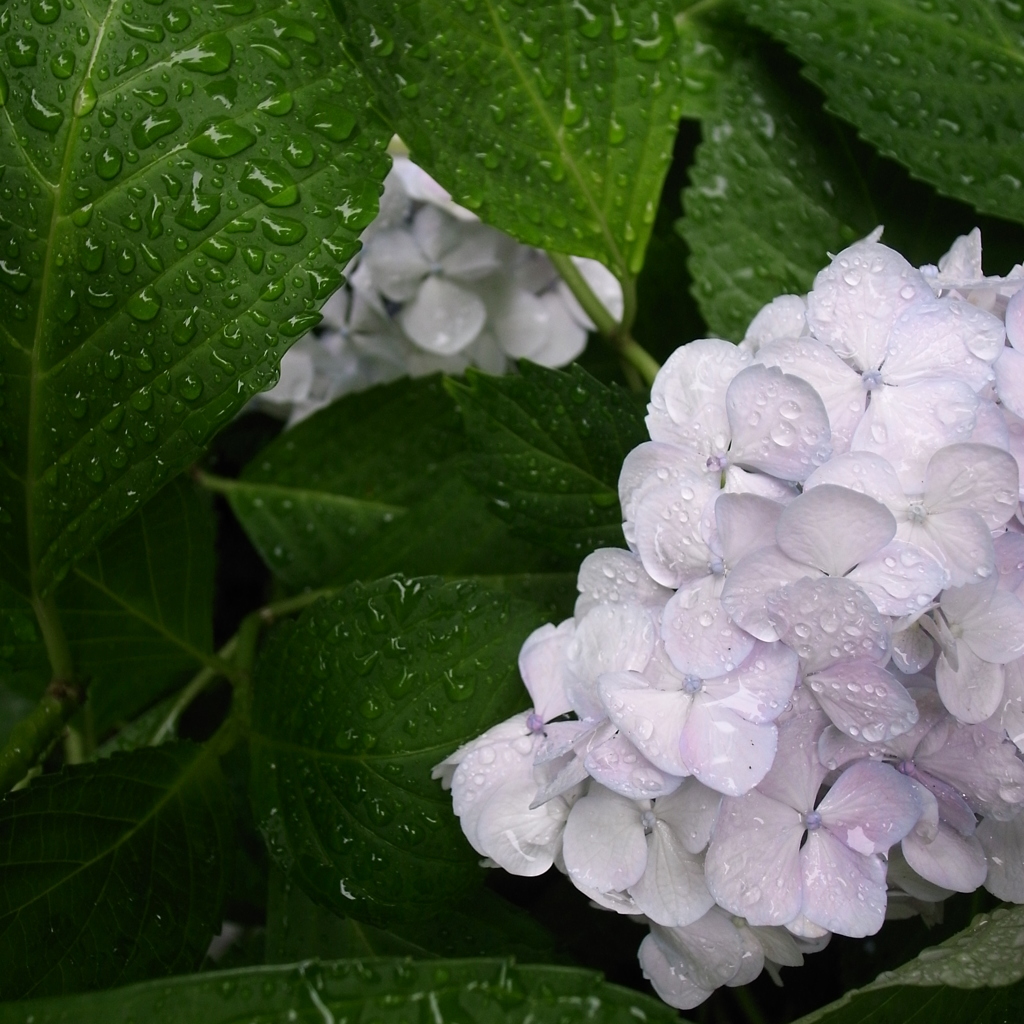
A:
447;362;647;559
790;906;1024;1024
0;741;232;999
0;0;391;599
1;477;215;733
680;35;867;340
329;0;723;278
265;868;568;963
207;376;563;590
0;957;679;1024
740;0;1024;229
249;576;547;926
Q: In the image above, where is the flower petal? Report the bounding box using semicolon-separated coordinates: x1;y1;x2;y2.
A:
654;778;723;854
891;624;936;675
744;293;808;350
807;660;919;742
663;575;756;679
630;821;715;927
584;732;683;800
475;778;570;875
638;931;717;1011
398;275;486;354
705;789;804;925
806;236;933;373
936;643;1005;724
721;546;818;642
907;507;996;588
902;825;988;893
882;298;1003;390
619;441;708;536
799;831;888;937
756;337;865;453
702;640;799;724
995;346;1024;419
977;813;1024;901
851;379;978;492
519;620;575;722
915;718;1024;820
562;784;647;893
776;485;895;577
715;492;785;567
958;588;1024;664
680;700;779;796
633;475;720;588
924;443;1019;529
817;760;924;853
726;365;833;481
362;227;430;301
757;697;830;812
647;339;751;454
847;540;948;617
805;451;908;512
599;670;692;778
574;548;673;618
767;576;892;674
566;603;655;718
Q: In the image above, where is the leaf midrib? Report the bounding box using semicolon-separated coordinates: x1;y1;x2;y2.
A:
471;0;628;275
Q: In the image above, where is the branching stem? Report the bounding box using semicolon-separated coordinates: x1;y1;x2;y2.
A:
547;252;659;388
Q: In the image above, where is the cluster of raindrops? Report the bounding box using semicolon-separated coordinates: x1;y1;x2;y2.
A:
436;229;1024;1010
251;148;623;425
0;0;394;577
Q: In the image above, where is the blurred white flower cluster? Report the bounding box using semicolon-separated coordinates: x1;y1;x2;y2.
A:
253;150;622;425
436;228;1024;1010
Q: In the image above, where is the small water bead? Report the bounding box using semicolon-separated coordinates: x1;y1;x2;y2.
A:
261;214;306;245
135;86;168;106
258;91;293;116
31;0;60;23
163;8;191;33
132;108;183;148
121;19;165;43
95;145;123;180
170;33;233;74
25;89;64;132
188;119;256;158
50;50;75;78
306;103;355;142
283;136;314;168
126;285;162;321
7;35;39;66
238;160;298;207
178;373;203;400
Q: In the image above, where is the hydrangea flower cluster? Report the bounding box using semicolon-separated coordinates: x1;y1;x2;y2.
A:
436;229;1024;1010
253;149;621;424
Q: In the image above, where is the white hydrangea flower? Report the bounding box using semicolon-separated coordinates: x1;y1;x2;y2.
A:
252;147;623;424
439;228;1024;1010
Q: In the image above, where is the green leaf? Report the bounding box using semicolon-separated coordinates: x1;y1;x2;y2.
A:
1;477;215;734
680;33;867;340
448;362;647;559
0;0;391;600
265;868;568;963
739;0;1024;230
330;0;724;278
790;906;1024;1024
208;376;564;590
0;957;680;1024
249;575;548;925
0;742;232;999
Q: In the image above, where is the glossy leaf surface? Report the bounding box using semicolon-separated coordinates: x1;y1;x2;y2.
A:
790;906;1024;1024
448;362;646;558
0;742;231;999
265;868;567;963
0;957;678;1024
741;0;1024;228
249;576;546;924
681;37;865;340
0;0;391;597
1;477;215;733
330;0;723;277
213;376;561;590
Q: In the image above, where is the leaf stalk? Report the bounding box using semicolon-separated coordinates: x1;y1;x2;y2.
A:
547;252;659;388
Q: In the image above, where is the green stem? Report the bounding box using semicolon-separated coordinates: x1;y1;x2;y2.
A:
0;679;82;792
547;251;659;388
148;636;237;747
732;986;768;1024
31;592;73;682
